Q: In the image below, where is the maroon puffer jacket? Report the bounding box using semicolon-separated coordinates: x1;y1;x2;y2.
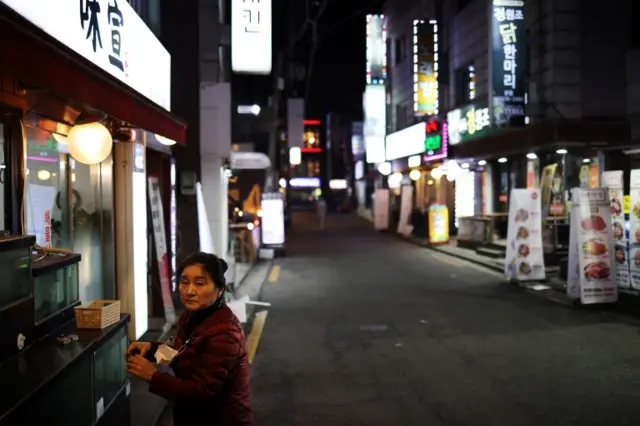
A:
147;304;253;426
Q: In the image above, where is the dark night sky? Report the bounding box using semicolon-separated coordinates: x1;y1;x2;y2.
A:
305;0;384;121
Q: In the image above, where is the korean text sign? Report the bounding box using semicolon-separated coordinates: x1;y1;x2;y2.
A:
232;0;272;74
491;0;526;126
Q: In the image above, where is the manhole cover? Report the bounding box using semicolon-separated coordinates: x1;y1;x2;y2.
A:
358;324;389;332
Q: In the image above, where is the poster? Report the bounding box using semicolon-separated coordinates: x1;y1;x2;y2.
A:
567;188;617;304
504;189;545;281
148;176;177;326
373;188;389;231
602;171;630;288
428;204;449;244
396;185;414;236
628;170;640;290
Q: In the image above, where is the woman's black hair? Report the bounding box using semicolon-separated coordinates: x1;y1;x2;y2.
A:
177;252;228;289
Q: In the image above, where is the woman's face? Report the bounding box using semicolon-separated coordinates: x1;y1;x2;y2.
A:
179;264;221;311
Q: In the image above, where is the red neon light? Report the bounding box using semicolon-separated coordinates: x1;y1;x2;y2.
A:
301;147;322;153
304;120;321;125
426;120;439;133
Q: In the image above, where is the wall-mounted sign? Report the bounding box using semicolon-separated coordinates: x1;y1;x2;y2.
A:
491;0;525;126
447;102;492;145
424;119;448;162
366;15;387;85
352;121;365;155
413;20;438;115
0;0;171;110
385;119;447;161
290;177;321;188
364;85;386;163
231;0;272;74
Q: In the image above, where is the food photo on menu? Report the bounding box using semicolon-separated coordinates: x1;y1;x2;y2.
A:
615;244;627;264
578;205;615;284
611;197;622;216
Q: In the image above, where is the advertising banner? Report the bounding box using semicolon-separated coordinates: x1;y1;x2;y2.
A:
397;185;414;236
366;15;387;84
504;189;545;281
413;20;438;115
373;188;390;231
148;176;177;326
602;171;630;288
261;192;286;246
628;170;640;290
567;188;617;304
428;205;449;244
491;0;526;126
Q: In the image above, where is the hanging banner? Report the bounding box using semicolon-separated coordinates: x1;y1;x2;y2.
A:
397;185;414;236
504;189;545;281
628;170;640;290
602;171;630;288
373;188;390;231
567;188;617;304
148;176;177;326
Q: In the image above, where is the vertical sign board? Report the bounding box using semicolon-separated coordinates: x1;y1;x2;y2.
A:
287;98;304;148
231;0;272;74
351;121;365;156
364;85;387;163
261;192;285;246
366;14;387;85
491;0;526;126
414;20;438;115
132;143;148;339
148;176;177;325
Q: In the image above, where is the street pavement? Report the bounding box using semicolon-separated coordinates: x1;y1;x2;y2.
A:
250;212;640;426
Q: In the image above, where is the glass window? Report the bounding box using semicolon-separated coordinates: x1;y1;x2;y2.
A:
24;126;71;249
93;326;128;421
34;263;79;323
0;245;31;308
0;123;5;231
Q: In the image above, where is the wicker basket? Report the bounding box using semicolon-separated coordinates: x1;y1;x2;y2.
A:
74;300;121;329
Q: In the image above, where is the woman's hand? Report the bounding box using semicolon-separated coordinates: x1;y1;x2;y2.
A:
125;341;152;359
126;355;158;382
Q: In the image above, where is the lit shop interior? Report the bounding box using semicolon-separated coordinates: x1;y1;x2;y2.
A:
447;148;604;267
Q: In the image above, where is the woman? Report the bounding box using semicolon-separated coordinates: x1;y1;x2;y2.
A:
125;252;252;425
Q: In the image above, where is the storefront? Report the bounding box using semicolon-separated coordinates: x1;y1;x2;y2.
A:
0;2;185;425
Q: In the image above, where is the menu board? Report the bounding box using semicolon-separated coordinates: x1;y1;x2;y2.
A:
629;170;640;290
567;188;617;304
504;189;545;281
602;171;630;288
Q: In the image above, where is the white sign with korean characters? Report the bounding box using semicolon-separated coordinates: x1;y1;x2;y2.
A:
0;0;171;110
231;0;273;74
628;170;640;290
602;171;630;288
504;189;545;281
568;188;618;304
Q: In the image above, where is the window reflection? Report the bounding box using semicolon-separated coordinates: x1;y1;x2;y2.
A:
24;126;71;249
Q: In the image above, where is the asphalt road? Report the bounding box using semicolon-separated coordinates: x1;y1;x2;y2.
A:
251;212;640;426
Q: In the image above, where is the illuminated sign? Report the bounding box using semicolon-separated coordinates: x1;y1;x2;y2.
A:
289;147;301;165
352;121;365;155
261;193;285;246
447;102;492;145
385;119;447;161
424;119;447;162
364;85;386;163
329;179;348;190
366;15;387;85
491;0;525;126
290;177;321;188
413;20;438;115
231;0;272;74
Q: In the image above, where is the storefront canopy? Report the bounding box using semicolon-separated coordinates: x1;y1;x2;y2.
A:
0;4;187;144
450;119;629;160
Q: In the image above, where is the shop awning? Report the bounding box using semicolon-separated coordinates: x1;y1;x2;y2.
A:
450;119;629;160
0;7;187;144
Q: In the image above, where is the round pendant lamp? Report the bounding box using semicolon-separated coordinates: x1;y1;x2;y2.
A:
67;122;113;165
